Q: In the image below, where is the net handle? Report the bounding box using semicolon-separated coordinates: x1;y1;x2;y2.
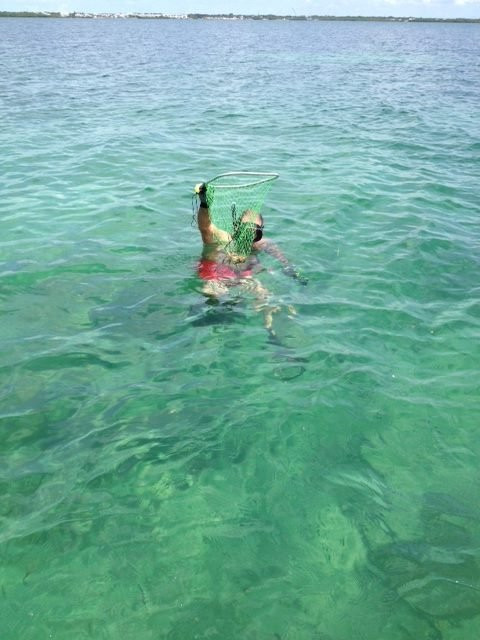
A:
207;171;279;189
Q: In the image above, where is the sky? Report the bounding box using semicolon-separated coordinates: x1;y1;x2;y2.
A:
1;0;480;19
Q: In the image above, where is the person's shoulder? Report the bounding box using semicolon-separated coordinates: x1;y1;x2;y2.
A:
211;226;231;245
255;238;274;253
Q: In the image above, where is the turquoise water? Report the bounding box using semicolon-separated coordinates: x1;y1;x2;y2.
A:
1;16;480;639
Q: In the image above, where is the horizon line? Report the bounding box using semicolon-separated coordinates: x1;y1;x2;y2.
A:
1;11;479;22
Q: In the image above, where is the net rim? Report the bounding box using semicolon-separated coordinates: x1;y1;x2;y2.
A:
207;171;279;189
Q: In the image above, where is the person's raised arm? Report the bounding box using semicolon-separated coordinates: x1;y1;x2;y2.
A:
195;183;215;244
195;182;231;245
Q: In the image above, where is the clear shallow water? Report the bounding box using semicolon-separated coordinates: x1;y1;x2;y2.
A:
1;16;480;639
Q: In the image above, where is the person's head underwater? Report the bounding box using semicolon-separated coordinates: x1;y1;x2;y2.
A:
236;209;264;245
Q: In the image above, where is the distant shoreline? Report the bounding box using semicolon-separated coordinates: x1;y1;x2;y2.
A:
1;11;479;23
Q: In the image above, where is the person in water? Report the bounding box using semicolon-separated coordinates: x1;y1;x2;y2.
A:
195;182;305;332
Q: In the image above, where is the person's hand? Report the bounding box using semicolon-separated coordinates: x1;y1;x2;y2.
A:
194;182;208;207
283;265;308;285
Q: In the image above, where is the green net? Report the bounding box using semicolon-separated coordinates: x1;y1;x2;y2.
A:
200;172;278;257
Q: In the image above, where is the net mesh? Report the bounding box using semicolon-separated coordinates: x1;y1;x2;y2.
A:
202;172;278;257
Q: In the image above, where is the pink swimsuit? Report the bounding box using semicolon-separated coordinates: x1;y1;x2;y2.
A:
197;259;252;281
